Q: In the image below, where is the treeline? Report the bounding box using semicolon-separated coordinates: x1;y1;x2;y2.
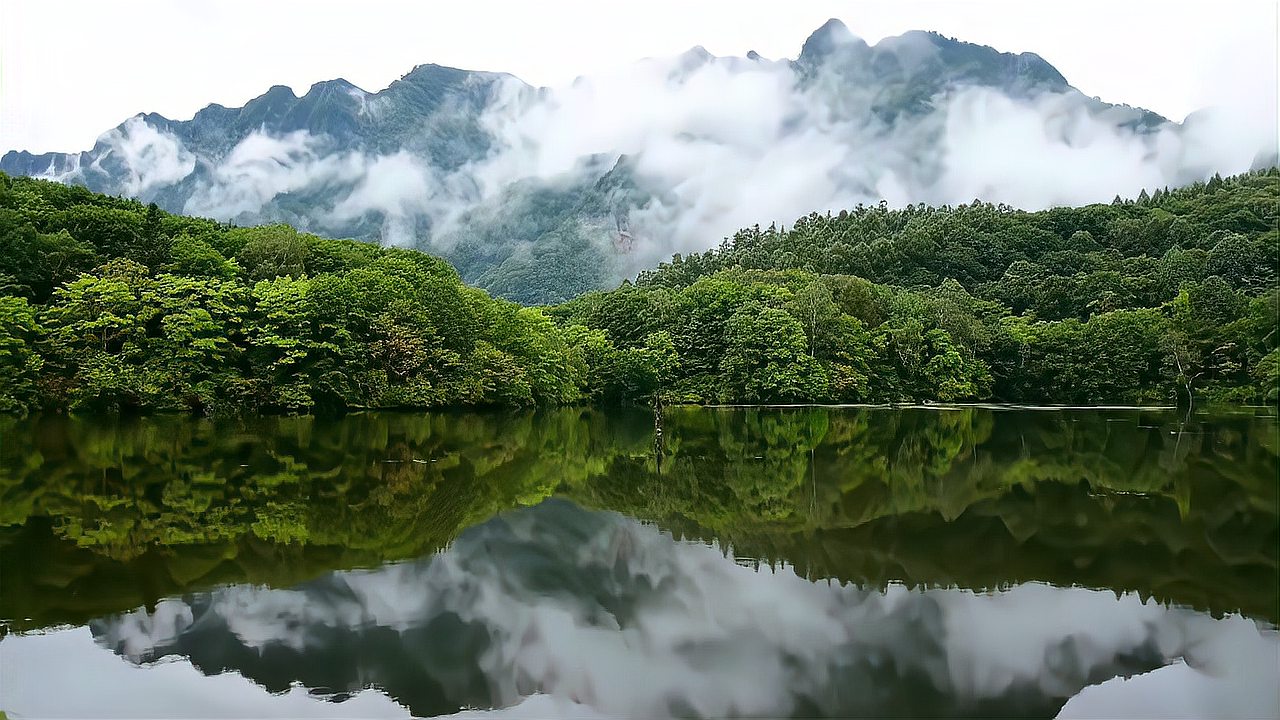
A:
0;173;616;414
1;170;1276;414
562;169;1278;405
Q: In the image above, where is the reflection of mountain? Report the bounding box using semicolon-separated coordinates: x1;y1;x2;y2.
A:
2;408;1276;632
87;501;1277;719
0;409;653;631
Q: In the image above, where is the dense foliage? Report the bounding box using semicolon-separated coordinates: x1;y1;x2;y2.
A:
0;172;619;414
1;170;1275;414
559;169;1279;405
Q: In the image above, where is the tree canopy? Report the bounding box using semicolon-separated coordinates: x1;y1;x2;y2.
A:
560;169;1279;405
0;168;1276;414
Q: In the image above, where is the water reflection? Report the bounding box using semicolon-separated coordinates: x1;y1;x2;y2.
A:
17;501;1274;719
2;408;1275;630
0;407;1277;718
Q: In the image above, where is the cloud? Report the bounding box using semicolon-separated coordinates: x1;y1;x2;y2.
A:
99;115;196;196
453;51;869;267
929;88;1178;208
182;130;472;246
75;29;1276;286
328;151;439;246
33;151;83;184
183;130;364;220
448;36;1272;270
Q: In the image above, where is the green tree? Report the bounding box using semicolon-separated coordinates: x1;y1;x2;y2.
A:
787;278;839;358
719;302;826;402
168;234;240;279
0;295;44;413
235;226;309;280
245;275;359;412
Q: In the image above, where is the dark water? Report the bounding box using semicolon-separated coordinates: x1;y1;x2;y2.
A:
1;407;1277;718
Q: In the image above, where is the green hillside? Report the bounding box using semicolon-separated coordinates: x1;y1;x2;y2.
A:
1;169;1276;415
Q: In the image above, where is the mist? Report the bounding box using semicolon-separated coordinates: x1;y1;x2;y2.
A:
451;30;1274;267
16;22;1278;286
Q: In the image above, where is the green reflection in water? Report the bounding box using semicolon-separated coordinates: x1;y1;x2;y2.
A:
1;406;1276;631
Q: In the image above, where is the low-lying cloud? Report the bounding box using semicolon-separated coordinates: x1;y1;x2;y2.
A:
29;25;1279;283
183;129;357;219
100;116;197;196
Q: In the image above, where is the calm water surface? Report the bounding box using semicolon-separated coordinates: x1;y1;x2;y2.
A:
1;407;1277;718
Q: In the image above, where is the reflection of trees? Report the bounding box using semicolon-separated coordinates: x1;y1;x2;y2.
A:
575;407;1278;623
579;407;1002;539
0;409;654;630
2;407;1276;630
0;410;653;556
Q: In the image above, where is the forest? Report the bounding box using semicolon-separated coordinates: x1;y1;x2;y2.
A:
0;169;1276;414
0;172;599;414
568;169;1279;405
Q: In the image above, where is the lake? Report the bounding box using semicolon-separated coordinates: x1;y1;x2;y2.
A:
1;407;1277;718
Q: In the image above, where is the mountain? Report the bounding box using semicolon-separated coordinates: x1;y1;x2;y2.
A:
1;63;502;225
2;19;1263;304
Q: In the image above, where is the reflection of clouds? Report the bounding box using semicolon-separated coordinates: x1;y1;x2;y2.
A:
86;500;1280;719
107;597;194;660
1057;615;1280;719
0;627;410;719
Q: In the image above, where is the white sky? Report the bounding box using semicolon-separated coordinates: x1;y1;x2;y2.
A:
1;0;1277;154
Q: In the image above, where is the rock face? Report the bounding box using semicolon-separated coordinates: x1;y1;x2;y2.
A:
1;19;1227;304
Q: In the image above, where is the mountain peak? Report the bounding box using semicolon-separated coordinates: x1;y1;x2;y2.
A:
663;45;716;77
800;18;864;59
262;84;298;99
813;18;852;40
305;78;361;96
678;45;714;63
